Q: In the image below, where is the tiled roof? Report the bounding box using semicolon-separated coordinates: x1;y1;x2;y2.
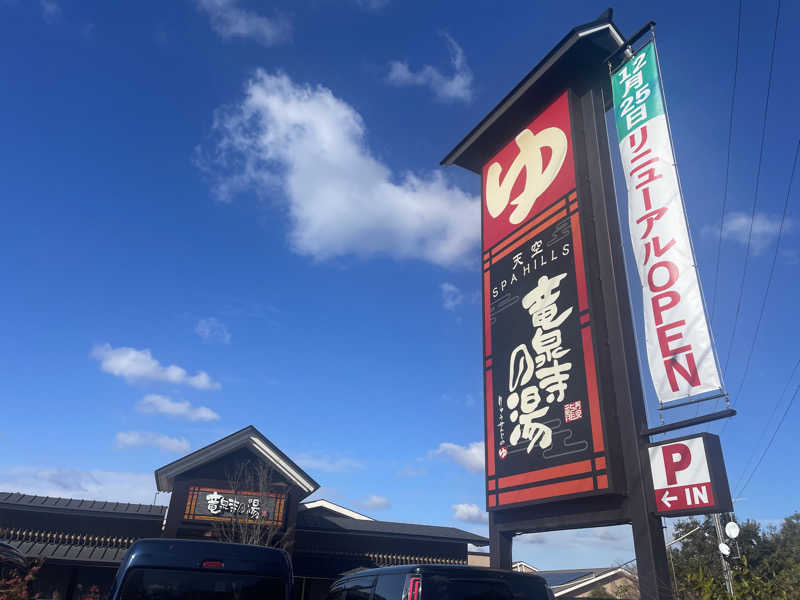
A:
297;509;489;545
539;570;595;587
5;540;128;565
0;492;166;518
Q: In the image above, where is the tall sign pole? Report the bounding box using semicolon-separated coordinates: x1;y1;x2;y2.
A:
441;11;730;600
569;56;673;600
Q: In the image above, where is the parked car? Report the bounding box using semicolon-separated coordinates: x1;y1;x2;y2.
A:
0;541;27;579
325;565;554;600
108;539;292;600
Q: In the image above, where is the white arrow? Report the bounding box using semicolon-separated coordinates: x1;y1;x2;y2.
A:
661;490;678;509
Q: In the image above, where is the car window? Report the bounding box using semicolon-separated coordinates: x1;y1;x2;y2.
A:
119;568;286;600
326;585;346;600
344;576;375;600
422;576;548;600
505;576;550;600
428;578;513;600
373;574;406;600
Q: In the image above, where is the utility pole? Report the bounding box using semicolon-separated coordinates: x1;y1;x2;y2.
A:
712;513;735;598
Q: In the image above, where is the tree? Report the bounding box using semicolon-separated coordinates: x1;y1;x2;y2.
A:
211;460;292;549
613;580;637;599
0;562;40;600
670;512;800;599
587;588;614;598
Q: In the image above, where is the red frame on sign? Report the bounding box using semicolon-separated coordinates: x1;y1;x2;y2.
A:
482;91;611;510
481;92;576;252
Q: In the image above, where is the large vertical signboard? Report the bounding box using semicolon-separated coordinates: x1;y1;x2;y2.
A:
611;43;721;404
482;92;613;510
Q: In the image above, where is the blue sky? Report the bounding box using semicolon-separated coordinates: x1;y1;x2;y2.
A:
1;0;798;571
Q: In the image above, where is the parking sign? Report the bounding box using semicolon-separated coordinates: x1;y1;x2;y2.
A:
648;433;732;517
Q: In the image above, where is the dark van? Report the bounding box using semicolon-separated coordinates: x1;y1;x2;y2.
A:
108;539;292;600
0;541;27;579
326;565;554;600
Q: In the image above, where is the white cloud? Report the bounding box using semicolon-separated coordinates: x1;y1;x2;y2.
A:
452;503;488;523
396;465;427;477
359;494;391;510
431;441;484;473
40;0;60;23
386;33;473;103
295;453;365;473
195;317;231;343
704;211;794;255
0;466;167;505
441;282;464;310
517;526;632;551
199;70;479;268
115;431;190;454
137;394;220;422
195;0;290;46
91;343;221;390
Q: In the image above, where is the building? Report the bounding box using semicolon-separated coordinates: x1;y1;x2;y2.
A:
512;562;639;599
0;426;488;600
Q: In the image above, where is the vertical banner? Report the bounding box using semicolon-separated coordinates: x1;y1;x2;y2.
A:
482;92;613;509
611;42;721;404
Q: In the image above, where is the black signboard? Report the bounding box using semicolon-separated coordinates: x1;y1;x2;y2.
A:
484;190;612;510
479;91;614;510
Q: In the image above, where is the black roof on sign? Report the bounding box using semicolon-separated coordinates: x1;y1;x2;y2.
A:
0;492;166;519
296;508;489;546
441;9;625;174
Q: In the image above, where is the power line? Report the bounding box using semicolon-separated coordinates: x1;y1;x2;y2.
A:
729;140;800;409
722;0;783;374
732;356;800;492
737;377;800;496
709;0;744;323
695;0;744;420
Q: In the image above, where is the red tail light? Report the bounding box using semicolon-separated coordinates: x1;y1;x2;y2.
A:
201;560;223;569
407;576;421;600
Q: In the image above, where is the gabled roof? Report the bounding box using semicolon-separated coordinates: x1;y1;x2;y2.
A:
301;499;374;520
296;509;489;546
534;566;637;597
512;559;538;572
154;426;319;496
0;492;166;519
441;9;624;174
